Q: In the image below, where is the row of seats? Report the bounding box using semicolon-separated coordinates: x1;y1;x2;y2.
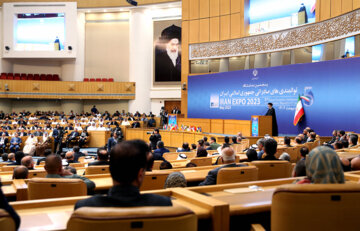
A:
0;73;60;81
83;78;114;82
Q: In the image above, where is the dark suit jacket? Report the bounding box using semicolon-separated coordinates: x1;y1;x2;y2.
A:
0;182;20;229
153;148;169;156
74;152;85;162
261;155;278;161
199;163;246;186
107;137;118;152
155;51;181;82
74;185;172;209
88;160;109;166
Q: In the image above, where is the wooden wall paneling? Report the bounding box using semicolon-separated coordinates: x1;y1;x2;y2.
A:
209;0;220;17
219;0;230;15
342;0;353;13
189;20;200;44
230;13;241;39
320;0;331;20
183;133;195;145
210;119;224;134
209;16;220;41
223;120;251;136
354;0;360;9
220;15;230;40
189;0;200;20
199;18;210;43
199;0;210;18
331;0;342;17
164;101;181;113
181;20;189;117
170;132;184;148
230;0;241;14
316;0;321;21
182;0;190;20
161;130;171;147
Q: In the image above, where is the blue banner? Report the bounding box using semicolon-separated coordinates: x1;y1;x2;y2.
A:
188;57;360;136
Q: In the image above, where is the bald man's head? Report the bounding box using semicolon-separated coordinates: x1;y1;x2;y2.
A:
45;155;62;175
351;157;360;171
65;151;74;161
13;166;28;179
21;156;34;169
221;147;236;164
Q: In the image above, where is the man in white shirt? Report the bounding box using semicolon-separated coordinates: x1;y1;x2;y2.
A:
87;123;97;131
121;118;131;126
97;124;107;131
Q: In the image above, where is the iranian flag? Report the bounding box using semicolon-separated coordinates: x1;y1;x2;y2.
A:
293;95;305;126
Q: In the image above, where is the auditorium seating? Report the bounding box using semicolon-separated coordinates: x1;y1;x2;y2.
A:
27;178;87;200
84;166;110;175
249;161;292;180
189;157;213;166
140;172;169;191
66;206;197;231
27;170;47;179
0;73;61;81
216;166;258;184
0;209;15;231
270;184;360;231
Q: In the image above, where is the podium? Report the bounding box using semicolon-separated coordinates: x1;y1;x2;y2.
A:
251;116;273;137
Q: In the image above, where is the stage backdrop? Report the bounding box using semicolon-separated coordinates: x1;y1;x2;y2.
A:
188;57;360;136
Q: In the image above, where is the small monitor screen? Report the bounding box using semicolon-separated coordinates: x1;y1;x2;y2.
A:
15;13;65;51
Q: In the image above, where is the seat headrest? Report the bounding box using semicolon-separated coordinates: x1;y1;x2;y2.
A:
71;206;194;220
252;161;290;164
274;184;360;195
29;178;84;184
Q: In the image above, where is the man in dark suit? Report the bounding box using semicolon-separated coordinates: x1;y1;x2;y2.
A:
307;132;316;143
0;128;9;136
147;115;156;128
265;103;278;136
73;146;85;162
107;132;120;152
149;129;161;150
52;125;62;153
153;141;169;160
199;147;246;186
107;118;119;126
75;140;172;209
10;133;21;152
171;106;181;114
89;148;109;166
0;133;8;154
66;128;79;148
33;128;43;137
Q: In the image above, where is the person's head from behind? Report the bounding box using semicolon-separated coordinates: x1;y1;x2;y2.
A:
197;139;204;147
97;148;108;161
310;132;316;140
196;147;208;157
44;149;52;157
351;157;360;171
73;146;80;153
157;141;164;149
160;161;172;170
224;136;230;144
8;153;15;162
246;149;258;162
186;162;197;168
164;172;186;189
21;156;34;169
231;136;237;144
339;130;345;137
204;142;210;148
45;154;63;175
341;139;349;148
334;141;343;150
210;137;216;144
221;147;236;164
295;136;302;144
279;153;291;161
110;140;149;188
284;136;291;146
257;138;265;151
182;142;190;151
154;128;159;134
13;166;28;179
2;153;8;162
300;147;309;158
349;134;358;146
264;139;277;156
65;151;74;161
236;136;242;143
305;146;344;183
15;151;24;165
191;143;197;150
203;137;208;142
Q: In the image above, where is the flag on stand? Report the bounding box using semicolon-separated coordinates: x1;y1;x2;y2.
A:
293;95;305;126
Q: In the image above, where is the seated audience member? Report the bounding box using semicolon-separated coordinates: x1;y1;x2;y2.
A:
204;142;212;150
78;128;89;148
1;153;8;162
197;139;205;148
33;128;43;137
256;138;266;159
23;134;38;156
223;136;230;145
107;132;120;152
66;128;80;148
0;182;20;229
231;136;238;144
307;132;316;142
13;166;29;179
121;118;131;126
341;139;349;148
328;130;338;144
164;172;187;189
36;132;51;156
338;130;346;141
0;133;8;154
65;151;78;164
153;141;169;157
237;132;245;139
294;136;303;145
350;157;360;171
8;151;25;166
297;146;344;184
36;149;52;165
10;133;22;152
196;147;208;157
147;115;156;127
73;146;85;162
209;137;221;150
199;147;246;186
45;154;95;193
261;139;278;160
159;161;172;170
279;153;291;161
340;158;352;172
21;156;35;170
177;142;191;152
284;136;292;147
186;162;197;168
246;149;258;162
75;140;172;209
293;147;309;177
334;141;343;150
191;143;197;150
203;137;208;142
88;148;109;166
64;166;77;175
7;153;15;164
349;134;358;148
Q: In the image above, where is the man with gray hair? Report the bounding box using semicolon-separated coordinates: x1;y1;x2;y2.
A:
13;166;29;179
199;147;246;186
21;156;35;170
257;138;266;159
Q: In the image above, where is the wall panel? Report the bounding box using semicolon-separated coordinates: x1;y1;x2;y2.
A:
230;13;241;39
220;0;230;15
354;0;360;9
209;0;220;17
331;0;342;17
199;18;210;43
320;0;331;20
199;0;210;18
210;16;220;41
220;15;231;40
342;0;353;13
189;0;200;20
189;20;200;44
230;0;241;14
182;0;190;20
